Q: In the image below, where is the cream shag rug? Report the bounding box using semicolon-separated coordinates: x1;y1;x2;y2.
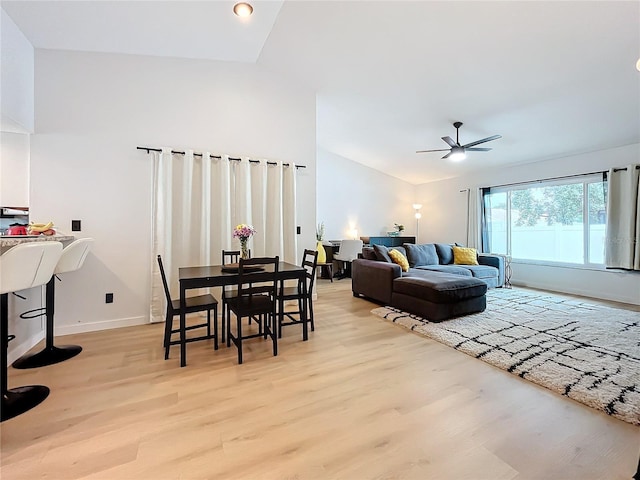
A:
372;288;640;426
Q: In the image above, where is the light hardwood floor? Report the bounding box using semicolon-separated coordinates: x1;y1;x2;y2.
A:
1;280;639;479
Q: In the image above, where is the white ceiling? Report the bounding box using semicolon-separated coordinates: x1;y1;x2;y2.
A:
2;1;284;63
3;0;639;185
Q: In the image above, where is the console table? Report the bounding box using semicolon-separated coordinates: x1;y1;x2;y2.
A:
360;236;416;247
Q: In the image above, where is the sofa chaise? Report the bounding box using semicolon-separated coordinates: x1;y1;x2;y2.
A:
352;243;505;321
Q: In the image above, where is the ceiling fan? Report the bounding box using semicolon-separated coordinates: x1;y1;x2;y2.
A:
416;122;502;161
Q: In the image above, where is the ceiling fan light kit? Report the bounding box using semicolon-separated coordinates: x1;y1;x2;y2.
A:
417;121;502;161
449;146;466;161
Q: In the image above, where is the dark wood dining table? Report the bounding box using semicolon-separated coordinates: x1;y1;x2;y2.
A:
178;261;308;367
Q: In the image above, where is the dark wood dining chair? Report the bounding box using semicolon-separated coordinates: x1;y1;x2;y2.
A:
222;249;243;265
157;255;219;360
225;257;279;364
221;249;252;342
278;249;318;338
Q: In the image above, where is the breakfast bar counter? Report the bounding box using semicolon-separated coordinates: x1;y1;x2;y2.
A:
0;234;75;251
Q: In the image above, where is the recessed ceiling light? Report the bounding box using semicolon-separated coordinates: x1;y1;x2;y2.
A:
636;58;640;72
233;2;253;17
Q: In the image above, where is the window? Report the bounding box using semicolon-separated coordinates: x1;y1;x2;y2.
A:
482;175;607;266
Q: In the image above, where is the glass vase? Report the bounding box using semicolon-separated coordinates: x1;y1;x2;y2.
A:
240;240;250;260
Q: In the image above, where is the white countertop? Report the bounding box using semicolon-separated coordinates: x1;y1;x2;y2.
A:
0;234;75;248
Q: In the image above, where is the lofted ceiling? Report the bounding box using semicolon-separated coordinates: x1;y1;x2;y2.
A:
1;1;284;63
3;0;639;185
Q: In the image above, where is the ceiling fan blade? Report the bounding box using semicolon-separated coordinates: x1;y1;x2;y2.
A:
462;135;502;148
441;136;457;147
441;152;452;159
466;147;492;152
416;148;451;153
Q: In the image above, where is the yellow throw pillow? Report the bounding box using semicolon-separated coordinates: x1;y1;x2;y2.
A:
388;248;410;272
453;246;479;265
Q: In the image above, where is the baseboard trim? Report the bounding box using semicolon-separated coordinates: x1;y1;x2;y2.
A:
8;331;46;364
511;281;639;307
55;316;147;336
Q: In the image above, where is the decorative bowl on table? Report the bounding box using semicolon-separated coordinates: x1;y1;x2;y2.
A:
387;231;400;237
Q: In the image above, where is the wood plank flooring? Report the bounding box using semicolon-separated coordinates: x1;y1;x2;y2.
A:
1;280;639;479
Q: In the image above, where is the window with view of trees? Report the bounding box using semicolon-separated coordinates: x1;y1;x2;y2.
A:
482;175;607;266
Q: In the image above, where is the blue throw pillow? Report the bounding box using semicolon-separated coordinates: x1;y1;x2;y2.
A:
361;247;377;260
403;243;439;267
373;244;392;263
435;243;455;265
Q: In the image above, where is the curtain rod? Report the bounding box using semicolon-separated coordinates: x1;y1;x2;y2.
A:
613;166;640;172
482;170;607;190
484;165;640;189
462;165;638;193
136;146;306;169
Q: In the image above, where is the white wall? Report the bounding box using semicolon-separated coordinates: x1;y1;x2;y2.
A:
416;143;640;306
317;149;416;241
0;131;30;206
0;8;34;133
30;49;316;337
1;8;37;362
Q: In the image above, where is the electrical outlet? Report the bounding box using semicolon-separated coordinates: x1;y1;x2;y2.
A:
105;293;113;304
71;220;81;232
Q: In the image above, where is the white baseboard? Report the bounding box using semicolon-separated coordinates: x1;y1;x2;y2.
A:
20;290;376;346
511;281;639;307
8;331;45;364
55;316;147;336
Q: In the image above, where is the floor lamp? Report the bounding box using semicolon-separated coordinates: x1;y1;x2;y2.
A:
413;204;422;241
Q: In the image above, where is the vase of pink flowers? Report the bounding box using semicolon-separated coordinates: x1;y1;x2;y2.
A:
233;224;257;260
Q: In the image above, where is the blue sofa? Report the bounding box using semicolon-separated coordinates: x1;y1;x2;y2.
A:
404;243;503;288
352;243;504;321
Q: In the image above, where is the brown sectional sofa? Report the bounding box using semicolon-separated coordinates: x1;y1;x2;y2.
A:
352;243;505;321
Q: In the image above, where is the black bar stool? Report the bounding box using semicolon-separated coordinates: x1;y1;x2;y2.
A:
1;241;63;422
13;238;94;369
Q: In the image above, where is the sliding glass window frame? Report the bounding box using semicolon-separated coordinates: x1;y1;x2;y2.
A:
481;174;607;268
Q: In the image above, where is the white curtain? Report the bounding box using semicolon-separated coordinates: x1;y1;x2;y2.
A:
605;164;640;270
150;150;298;323
466;187;481;249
